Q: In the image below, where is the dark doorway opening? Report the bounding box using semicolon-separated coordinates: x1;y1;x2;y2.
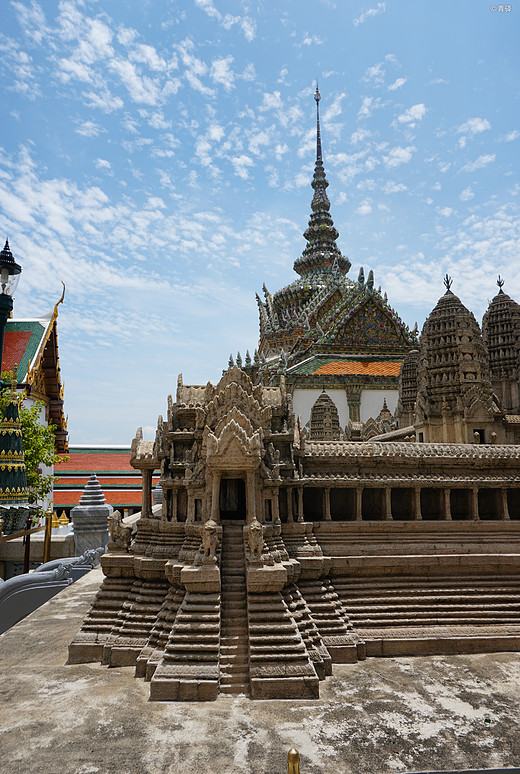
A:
220;478;246;520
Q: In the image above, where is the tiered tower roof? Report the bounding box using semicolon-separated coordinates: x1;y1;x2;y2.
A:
482;277;520;381
255;87;414;369
417;278;493;414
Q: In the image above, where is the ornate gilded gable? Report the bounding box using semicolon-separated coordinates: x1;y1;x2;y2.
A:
330;295;412;351
204;366;272;432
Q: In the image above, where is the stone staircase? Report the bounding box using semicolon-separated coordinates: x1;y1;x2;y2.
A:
219;522;250;696
333;574;520;655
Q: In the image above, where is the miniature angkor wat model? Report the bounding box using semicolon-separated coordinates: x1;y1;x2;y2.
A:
69;90;520;701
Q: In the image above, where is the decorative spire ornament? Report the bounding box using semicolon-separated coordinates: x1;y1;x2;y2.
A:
293;85;351;278
497;275;505;294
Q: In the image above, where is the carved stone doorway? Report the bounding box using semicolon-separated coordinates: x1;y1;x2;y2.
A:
220;478;246;521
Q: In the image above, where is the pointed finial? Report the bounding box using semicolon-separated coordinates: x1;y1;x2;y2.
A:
228;353;235;368
236;351;242;368
497;275;505;294
10;364;18;396
443;274;453;293
314;82;322;162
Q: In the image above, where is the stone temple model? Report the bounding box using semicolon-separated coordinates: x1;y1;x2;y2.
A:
70;90;520;701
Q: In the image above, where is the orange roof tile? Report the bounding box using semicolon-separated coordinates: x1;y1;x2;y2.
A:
53;490;144;507
313;360;402;376
58;452;136;472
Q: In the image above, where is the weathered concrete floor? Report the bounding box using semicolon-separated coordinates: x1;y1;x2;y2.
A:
2;568;520;774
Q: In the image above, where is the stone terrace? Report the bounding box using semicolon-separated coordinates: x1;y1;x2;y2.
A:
2;568;520;774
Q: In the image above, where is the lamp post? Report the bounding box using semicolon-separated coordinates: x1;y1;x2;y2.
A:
0;240;22;376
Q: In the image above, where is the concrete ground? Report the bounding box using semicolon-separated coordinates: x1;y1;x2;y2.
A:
2;569;520;774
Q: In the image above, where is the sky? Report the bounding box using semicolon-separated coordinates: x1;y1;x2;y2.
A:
0;0;519;444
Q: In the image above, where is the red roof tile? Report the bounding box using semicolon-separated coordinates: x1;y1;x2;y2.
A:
2;331;32;373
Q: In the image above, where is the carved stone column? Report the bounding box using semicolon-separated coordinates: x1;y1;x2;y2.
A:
187;491;195;523
273;487;280;523
142;469;152;518
355;487;363;521
211;471;220;523
298;487;304;523
501;489;510;520
171;488;177;522
246;470;257;524
323;487;331;521
471;487;479;521
383;488;392;520
346;385;362;423
413;487;422;520
442;488;452;520
287;487;293;523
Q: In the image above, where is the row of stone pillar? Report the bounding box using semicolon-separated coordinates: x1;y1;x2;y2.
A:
142;474;513;523
310;485;511;521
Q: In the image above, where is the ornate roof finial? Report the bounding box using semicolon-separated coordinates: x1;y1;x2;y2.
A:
314;82;322;162
443;274;453;294
497;275;505;294
292;87;351;278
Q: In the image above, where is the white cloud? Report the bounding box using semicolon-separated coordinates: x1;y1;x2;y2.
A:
358;96;382;119
210;56;235;90
12;0;49;44
117;26;138;46
353;3;386;26
461;154;495;172
395;103;426;126
94;158;111;170
383;146;415;168
194;0;255;40
109;58;161;104
438;207;453;218
241;18;256;41
261;91;283;111
300;33;324;46
130;44;166;72
388;77;406;91
0;36;39;95
456;117;491;148
457;117;491;136
502;130;520;142
75;120;104;137
384;181;407;194
83;88;124;112
356;200;372;215
351;128;372;145
363;62;385;84
249;130;272;156
241;63;256;82
459;186;475;201
231;154;254;179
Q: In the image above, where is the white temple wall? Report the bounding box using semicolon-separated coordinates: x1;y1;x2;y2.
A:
360;390;398;422
292;389;349;430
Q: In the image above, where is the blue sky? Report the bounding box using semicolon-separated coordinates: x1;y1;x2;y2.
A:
0;0;519;443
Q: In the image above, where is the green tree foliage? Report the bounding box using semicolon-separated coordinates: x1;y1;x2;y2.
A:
0;373;65;516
